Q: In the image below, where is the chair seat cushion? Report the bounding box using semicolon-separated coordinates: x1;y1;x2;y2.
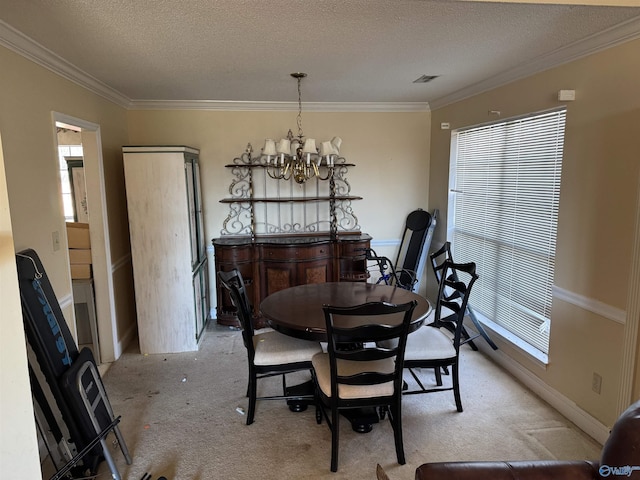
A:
312;352;395;399
404;325;456;361
253;331;322;366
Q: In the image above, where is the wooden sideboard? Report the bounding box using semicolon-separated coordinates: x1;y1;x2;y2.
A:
213;233;371;327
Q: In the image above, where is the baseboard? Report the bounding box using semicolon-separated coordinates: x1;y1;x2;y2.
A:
114;322;137;360
476;341;610;445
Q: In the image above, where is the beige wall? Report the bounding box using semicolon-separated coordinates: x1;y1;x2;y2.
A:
0;45;136;475
429;38;640;426
126;109;432;299
0;134;41;478
0;46;133;296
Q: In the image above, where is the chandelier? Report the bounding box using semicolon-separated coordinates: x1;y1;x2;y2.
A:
261;72;342;184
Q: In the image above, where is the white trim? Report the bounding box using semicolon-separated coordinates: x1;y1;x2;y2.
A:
429;16;640;110
122;145;199;154
618;170;640;415
552;285;626;325
371;238;401;248
471;315;549;366
52;113;119;363
477;342;611;445
0;21;130;108
128;100;430;113
115;323;137;363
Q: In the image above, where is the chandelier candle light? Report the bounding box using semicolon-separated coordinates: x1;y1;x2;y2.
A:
262;72;342;184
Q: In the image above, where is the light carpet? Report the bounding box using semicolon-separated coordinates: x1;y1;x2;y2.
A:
91;323;601;480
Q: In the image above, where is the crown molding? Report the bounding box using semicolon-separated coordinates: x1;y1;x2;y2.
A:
127;100;430;112
0;20;428;113
429;15;640;110
3;14;639;113
0;20;131;108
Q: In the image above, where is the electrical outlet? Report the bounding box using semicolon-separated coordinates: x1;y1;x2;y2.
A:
52;231;60;251
592;372;602;394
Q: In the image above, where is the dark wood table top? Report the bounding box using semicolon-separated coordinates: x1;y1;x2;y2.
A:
260;282;432;341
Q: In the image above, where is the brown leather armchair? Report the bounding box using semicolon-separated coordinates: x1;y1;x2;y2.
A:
415;400;640;480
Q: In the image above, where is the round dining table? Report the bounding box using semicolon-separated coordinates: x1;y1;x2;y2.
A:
260;281;432;341
259;281;432;433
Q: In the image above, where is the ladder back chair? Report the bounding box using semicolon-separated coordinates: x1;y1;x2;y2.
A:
312;300;417;472
403;260;478;412
217;269;322;425
430;241;497;350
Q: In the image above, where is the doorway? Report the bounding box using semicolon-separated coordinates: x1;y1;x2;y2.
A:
55;124;100;363
52;112;118;365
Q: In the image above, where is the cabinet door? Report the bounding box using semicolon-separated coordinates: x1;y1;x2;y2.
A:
263;258;331;297
185;159;198;268
264;262;296;296
193;260;209;341
124;150;196;353
194;160;206;262
261;242;333;296
297;259;331;285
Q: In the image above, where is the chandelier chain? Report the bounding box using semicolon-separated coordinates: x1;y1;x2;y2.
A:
296;76;304;140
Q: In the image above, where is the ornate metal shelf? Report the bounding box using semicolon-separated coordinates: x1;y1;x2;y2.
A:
219;149;363;238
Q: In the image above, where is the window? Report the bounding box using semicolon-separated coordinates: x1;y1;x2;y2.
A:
448;108;566;361
58;144;84;222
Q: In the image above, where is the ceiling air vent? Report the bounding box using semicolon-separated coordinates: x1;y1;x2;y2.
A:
413;75;439;84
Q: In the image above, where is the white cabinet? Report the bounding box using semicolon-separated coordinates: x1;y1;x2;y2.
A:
123;146;208;353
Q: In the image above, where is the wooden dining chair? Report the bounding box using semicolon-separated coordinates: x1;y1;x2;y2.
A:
402;260;478;412
429;241;497;350
312;300;417;472
217;269;323;425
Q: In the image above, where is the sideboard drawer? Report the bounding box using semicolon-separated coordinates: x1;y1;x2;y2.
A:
215;244;252;263
261;244;331;262
339;239;369;257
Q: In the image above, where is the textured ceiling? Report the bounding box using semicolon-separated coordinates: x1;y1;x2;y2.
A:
1;0;639;108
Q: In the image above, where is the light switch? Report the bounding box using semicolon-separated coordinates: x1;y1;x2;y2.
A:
52;231;60;251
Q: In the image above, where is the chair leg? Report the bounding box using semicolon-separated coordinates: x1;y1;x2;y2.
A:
434;367;443;386
331;407;340;472
389;403;406;465
247;371;257;425
452;362;463;412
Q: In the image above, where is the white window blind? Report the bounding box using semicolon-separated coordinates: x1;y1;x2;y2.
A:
449;108;566;355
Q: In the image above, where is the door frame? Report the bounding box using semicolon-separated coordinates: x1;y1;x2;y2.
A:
53;112;118;363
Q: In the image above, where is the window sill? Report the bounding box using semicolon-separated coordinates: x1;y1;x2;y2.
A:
470;312;549;368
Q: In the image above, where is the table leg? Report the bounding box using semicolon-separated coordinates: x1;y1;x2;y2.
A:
285;381;379;432
285;380;314;412
343;408;379;433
